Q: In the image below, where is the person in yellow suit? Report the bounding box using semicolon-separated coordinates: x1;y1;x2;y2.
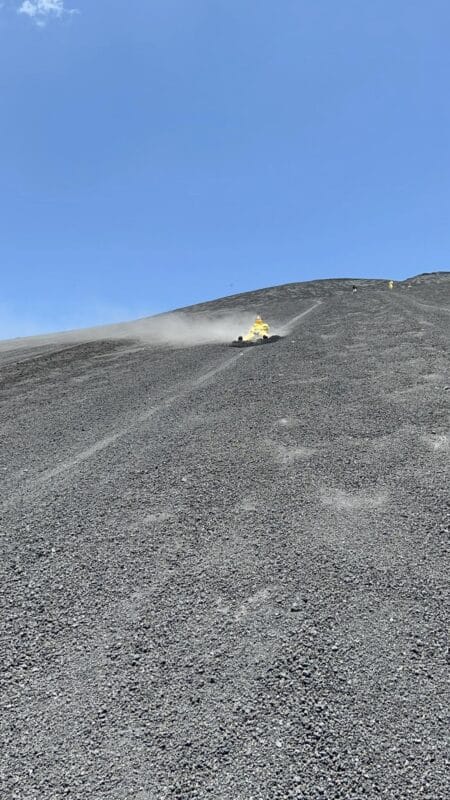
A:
388;280;394;289
243;315;270;341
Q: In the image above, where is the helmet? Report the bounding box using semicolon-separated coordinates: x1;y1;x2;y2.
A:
255;315;262;322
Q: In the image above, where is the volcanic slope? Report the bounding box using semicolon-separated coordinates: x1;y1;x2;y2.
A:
1;275;449;800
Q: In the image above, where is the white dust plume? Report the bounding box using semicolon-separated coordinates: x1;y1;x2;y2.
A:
122;311;271;347
0;310;280;351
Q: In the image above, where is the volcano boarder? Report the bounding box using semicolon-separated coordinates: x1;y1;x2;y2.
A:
243;315;270;342
231;314;282;348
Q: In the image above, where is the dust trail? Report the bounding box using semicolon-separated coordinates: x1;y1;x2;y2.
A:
131;301;322;346
0;311;273;352
121;311;267;347
0;302;322;353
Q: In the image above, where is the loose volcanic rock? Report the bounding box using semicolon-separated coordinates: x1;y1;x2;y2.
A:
0;274;449;799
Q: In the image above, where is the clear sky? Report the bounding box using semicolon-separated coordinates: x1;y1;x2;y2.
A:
1;1;449;337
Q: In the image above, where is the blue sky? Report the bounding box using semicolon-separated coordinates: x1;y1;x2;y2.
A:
1;1;449;337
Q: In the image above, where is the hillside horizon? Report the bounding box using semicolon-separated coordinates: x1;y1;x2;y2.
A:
1;270;449;350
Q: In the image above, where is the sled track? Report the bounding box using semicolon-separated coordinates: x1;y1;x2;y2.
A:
279;300;322;332
0;351;245;512
1;302;322;511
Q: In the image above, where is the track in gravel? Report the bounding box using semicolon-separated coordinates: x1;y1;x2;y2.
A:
0;302;322;512
0;349;246;511
0;276;449;800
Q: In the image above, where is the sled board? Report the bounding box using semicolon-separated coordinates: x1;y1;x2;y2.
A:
230;335;283;348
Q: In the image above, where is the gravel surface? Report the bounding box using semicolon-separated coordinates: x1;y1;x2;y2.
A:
1;275;449;800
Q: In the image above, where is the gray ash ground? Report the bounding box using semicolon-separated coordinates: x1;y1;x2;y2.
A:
0;275;449;799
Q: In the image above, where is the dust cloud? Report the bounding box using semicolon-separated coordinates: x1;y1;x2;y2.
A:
118;311;272;347
0;310;283;352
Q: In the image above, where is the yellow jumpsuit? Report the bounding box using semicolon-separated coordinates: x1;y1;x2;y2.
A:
243;318;270;341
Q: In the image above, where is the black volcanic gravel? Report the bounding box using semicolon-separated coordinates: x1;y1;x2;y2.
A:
0;275;449;799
